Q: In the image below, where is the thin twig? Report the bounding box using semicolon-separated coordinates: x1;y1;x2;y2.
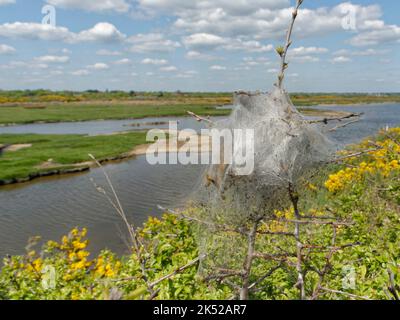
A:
308;113;363;125
149;256;203;287
387;268;400;300
89;154;156;298
320;287;371;300
277;0;304;88
288;182;305;300
240;219;261;300
328;119;360;132
187;111;214;124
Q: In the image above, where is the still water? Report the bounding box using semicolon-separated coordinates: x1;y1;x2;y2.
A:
0;104;399;258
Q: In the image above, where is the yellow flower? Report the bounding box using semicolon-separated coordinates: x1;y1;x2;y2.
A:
76;250;89;260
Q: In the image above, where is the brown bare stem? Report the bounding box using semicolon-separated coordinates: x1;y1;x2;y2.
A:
187;111;214;124
89;154;156;298
239;219;260;300
288;182;306;300
277;0;304;89
308;112;363;125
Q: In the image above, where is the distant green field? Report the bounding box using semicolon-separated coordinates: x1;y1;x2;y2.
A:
0;132;148;181
0;104;231;125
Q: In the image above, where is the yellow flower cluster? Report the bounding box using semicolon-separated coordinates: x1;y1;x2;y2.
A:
47;228;92;280
94;254;121;278
325;132;400;193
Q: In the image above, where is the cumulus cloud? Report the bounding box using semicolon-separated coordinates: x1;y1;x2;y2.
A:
113;58;131;65
87;63;109;70
141;58;168;65
46;0;130;13
290;47;329;55
0;44;16;54
349;25;400;46
160;66;178;72
136;1;399;49
35;55;70;63
331;56;352;63
128;33;180;53
70;69;90;76
96;49;122;56
0;22;125;43
286;46;328;63
73;23;126;42
185;50;218;61
0;22;73;41
183;33;272;53
210;65;227;71
183;33;227;50
333;48;389;56
0;0;15;6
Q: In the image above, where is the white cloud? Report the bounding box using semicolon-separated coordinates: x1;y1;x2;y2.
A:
333;48;389;57
291;47;328;55
0;0;15;6
71;69;90;76
87;63;109;70
0;22;73;41
183;33;272;53
183;33;227;50
331;56;352;63
349;25;400;46
35;55;70;63
73;23;126;43
223;40;273;53
141;58;168;65
210;65;226;71
46;0;130;13
4;60;49;69
160;66;178;72
113;58;131;65
185;50;218;61
267;68;278;73
128;33;180;53
240;56;270;67
96;49;122;56
0;44;16;54
0;22;125;43
136;1;400;50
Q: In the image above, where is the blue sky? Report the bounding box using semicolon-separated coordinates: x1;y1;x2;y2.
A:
0;0;399;92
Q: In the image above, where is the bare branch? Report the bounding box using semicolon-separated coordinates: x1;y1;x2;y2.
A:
187;111;214;124
308;112;363;125
320;287;371;300
149;256;203;288
328;119;361;132
387;268;400;300
276;0;304;88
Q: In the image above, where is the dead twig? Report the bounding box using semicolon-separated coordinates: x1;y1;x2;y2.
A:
320;287;371;300
387;268;400;300
308;112;363;125
187;111;214;124
328;119;360;132
276;0;304;88
89;154;156;298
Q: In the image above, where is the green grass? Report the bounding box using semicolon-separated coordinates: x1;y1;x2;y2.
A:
0;104;231;125
0;132;148;181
